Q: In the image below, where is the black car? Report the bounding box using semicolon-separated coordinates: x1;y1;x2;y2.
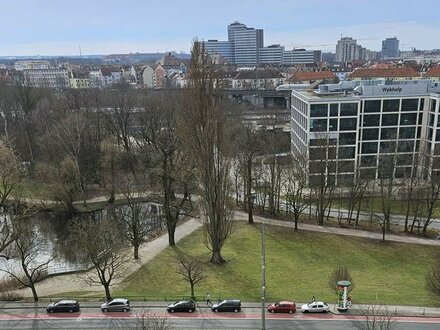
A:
46;300;80;313
167;300;196;313
211;299;241;313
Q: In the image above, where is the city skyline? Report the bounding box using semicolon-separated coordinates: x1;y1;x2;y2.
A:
1;0;439;56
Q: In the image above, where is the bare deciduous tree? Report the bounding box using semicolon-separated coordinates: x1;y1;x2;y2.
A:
0;205;52;302
426;254;440;298
136;93;191;246
346;164;370;228
104;87;139;181
176;254;206;300
351;305;396;330
235;123;263;224
129;310;174;330
71;214;131;301
309;135;336;226
328;266;354;295
35;156;81;213
180;41;234;264
284;153;309;231
0;140;24;210
13;84;42;162
114;181;164;259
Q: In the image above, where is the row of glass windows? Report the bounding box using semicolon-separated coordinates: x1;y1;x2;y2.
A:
309;134;357;146
362;98;423;113
309;166;413;183
310;98;425;119
360;154;416;167
361;140;416;154
309;160;355;174
427;112;440;127
291;120;307;143
361;127;421;140
292;97;308;116
362;113;422;127
311;112;422;128
310;118;357;132
359;167;414;180
292;110;307;130
310;103;358;118
426;128;440;142
309;146;356;160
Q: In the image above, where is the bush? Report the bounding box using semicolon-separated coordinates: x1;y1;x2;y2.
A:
0;291;24;301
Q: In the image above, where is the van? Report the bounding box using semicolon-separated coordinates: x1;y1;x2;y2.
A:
211;299;241;312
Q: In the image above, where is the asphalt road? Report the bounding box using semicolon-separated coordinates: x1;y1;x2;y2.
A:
0;307;439;330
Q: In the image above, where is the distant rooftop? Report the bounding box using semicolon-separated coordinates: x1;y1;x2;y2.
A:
293;79;440;101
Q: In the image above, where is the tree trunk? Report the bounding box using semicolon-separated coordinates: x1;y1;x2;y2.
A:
294;213;299;231
168;221;176;246
210;249;226;265
30;284;39;302
133;243;139;260
382;224;386;242
247;158;253;224
190;282;195;300
104;283;112;301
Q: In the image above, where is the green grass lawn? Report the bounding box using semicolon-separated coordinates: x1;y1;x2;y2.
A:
116;222;440;307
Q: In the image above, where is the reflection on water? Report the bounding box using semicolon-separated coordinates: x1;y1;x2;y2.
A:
0;202;164;279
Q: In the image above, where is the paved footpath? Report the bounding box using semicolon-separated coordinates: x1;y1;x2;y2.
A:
234;211;440;246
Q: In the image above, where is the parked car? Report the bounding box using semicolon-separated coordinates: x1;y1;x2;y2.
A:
267;301;296;313
46;300;80;313
167;300;196;313
211;299;241;313
300;301;329;313
101;298;130;312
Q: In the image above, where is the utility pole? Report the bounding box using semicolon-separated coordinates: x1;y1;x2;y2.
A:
261;222;266;330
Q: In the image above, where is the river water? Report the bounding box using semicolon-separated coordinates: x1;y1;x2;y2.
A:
0;202;164;280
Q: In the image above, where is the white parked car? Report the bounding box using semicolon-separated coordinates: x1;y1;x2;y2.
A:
301;301;329;313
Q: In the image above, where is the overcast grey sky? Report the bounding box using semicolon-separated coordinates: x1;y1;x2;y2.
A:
1;0;439;56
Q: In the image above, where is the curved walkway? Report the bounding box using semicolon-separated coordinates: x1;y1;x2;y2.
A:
234;210;440;246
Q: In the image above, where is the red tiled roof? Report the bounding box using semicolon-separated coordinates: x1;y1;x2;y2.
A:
288;71;336;82
369;63;394;69
425;66;440;77
349;67;419;79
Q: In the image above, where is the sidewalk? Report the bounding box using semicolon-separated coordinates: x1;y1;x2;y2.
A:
234;210;440;246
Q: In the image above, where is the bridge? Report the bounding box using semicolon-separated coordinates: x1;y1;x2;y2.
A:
222;89;291;109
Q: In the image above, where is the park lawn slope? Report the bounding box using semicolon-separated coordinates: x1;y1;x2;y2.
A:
117;221;440;306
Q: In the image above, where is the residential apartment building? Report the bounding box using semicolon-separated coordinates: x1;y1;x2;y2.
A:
348;67;420;81
14;60;50;71
69;71;90;89
381;37;399;59
290;79;440;184
23;68;69;89
425;67;440;82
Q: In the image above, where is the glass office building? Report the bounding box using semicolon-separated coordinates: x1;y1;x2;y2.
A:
290;80;440;184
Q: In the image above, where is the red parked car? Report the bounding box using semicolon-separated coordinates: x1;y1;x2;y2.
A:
267;301;296;314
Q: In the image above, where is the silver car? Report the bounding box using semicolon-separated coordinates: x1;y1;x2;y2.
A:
101;298;130;312
300;301;329;313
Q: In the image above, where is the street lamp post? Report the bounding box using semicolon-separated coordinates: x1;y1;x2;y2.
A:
261;222;266;330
